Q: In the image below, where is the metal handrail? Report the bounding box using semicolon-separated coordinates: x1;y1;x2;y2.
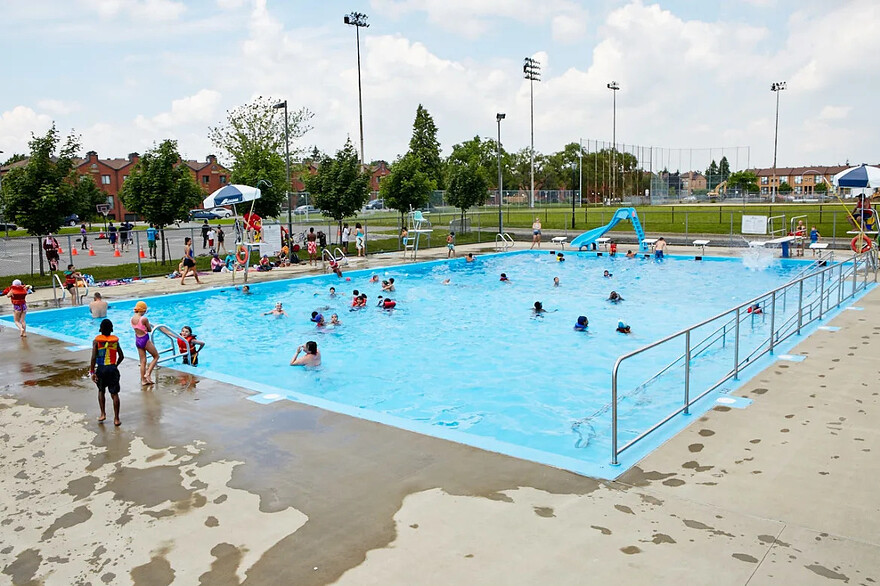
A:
51;273;63;307
494;232;515;252
150;323;192;365
610;251;877;465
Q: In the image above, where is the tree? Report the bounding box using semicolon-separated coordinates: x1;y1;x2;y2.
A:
408;104;443;189
120;140;204;264
705;160;719;189
814;181;828;194
718;156;731;182
446;162;489;226
379;153;433;219
305;139;370;245
2;126;85;275
208;97;313;217
1;126;82;252
2;153;26;167
727;171;759;195
72;175;108;223
778;181;793;194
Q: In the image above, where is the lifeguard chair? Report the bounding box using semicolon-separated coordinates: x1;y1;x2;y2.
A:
404;209;433;260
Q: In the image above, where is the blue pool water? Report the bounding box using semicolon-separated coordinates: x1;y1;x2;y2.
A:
8;251;864;478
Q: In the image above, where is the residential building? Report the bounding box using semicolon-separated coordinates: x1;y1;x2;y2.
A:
751;165;849;197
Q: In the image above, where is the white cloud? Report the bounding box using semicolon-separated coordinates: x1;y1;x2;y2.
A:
552;12;588;44
134;89;222;133
37;99;80;116
79;0;186;21
0;107;54;154
819;105;850;121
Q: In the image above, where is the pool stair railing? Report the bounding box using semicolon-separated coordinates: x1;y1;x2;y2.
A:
608;250;877;466
494;232;515;251
51;273;89;308
150;324;193;365
322;247;347;267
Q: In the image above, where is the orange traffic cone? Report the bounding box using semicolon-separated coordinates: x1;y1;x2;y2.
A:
57;246;64;254
113;248;121;257
139;246;145;258
72;247;78;256
88;246;96;256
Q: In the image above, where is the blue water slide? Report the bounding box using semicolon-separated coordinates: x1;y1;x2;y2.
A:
570;207;646;250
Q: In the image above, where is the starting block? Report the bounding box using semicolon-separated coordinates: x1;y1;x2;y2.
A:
693;239;710;255
551;236;567;249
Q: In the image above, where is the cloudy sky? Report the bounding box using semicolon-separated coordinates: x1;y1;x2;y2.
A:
1;0;877;172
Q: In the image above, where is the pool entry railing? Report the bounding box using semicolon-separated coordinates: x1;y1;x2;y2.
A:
150;324;192;365
609;251;877;466
494;233;515;252
51;273;89;308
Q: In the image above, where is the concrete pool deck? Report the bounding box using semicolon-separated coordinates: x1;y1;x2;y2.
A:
1;243;878;585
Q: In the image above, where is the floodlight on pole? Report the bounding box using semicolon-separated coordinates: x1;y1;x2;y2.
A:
771;81;786;203
607;81;620;202
272;100;293;242
496;113;506;235
523;57;541;209
344;11;370;166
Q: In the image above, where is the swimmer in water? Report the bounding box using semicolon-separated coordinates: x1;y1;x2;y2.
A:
329;286;337;298
264;302;288;317
500;273;509;282
369;274;379;283
466;253;475;263
608;291;624;303
310;311;325;326
290;340;321;367
603;270;612;278
442;279;451;285
616;320;631;334
626;250;635;259
533;301;546;314
574;316;588;331
242;285;251;294
330;314;341;325
553;277;560;287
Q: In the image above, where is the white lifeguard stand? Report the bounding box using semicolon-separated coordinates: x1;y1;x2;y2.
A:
404;209;433;260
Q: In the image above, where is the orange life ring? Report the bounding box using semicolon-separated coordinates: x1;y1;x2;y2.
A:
851;234;873;254
235;244;248;264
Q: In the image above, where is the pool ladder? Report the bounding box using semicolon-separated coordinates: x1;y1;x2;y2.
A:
494;233;515;252
51;273;88;308
322;247;347;267
150;324;193;365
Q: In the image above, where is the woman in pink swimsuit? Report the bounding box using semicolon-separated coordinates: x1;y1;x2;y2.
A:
130;300;159;385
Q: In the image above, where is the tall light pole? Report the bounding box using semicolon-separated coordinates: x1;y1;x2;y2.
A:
0;149;6;238
496;113;506;235
607;81;619;202
272;101;292;243
771;81;786;203
344;12;369;166
523;57;541;208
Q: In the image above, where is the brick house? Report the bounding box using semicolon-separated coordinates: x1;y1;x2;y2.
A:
751;165;850;196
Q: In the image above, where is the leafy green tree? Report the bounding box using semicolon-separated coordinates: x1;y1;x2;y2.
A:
209;96;313;217
2;153;26;167
727;171;759;195
72;175;108;223
305;139;370;245
1;125;84;273
380;153;433;220
718;156;731;182
446;162;489;226
778;181;793;194
120;140;204;263
447;136;513;190
408;104;443;189
705;160;719;189
814;181;828;194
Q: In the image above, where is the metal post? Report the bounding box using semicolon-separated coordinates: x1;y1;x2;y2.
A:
524;58;541;208
819;271;825;319
607;82;620;202
135;231;142;279
838;263;844;307
67;234;73;266
853;256;858;296
733;307;741;379
769;291;777;353
273;100;293;245
797;280;803;334
496;113;505;235
684;330;691;415
611;371;619;465
771;81;785;203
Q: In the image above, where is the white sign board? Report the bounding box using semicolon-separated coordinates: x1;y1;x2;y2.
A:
261;224;283;255
741;215;768;235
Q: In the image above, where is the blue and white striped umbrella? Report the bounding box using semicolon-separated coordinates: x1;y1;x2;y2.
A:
203;184;262;208
832;164;880;189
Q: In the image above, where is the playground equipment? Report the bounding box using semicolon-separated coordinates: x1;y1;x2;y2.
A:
569;207;648;251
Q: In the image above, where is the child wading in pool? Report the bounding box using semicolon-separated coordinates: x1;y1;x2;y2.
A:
131;301;159;385
89;319;124;426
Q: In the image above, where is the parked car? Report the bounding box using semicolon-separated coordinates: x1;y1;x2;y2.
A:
64;213;80;226
189;209;221;220
293;205;318;215
207;207;233;218
0;222;17;231
365;199;385;210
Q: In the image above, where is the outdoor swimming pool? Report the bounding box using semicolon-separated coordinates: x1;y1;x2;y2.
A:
9;250;868;478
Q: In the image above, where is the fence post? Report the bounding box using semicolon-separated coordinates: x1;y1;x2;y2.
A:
832;212;836;248
31;242;35;276
685;212;688;243
67;235;74;266
819;271;825;319
729;213;734;246
135;231;142;279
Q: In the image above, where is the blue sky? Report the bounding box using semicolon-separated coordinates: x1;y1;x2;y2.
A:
1;0;877;172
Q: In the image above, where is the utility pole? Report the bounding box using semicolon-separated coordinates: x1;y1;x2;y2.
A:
771;81;786;203
496;113;506;235
344;12;369;165
607;81;620;202
523;57;541;209
272;101;292;242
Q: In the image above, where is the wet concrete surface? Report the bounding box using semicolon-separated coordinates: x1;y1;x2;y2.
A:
2;249;879;585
